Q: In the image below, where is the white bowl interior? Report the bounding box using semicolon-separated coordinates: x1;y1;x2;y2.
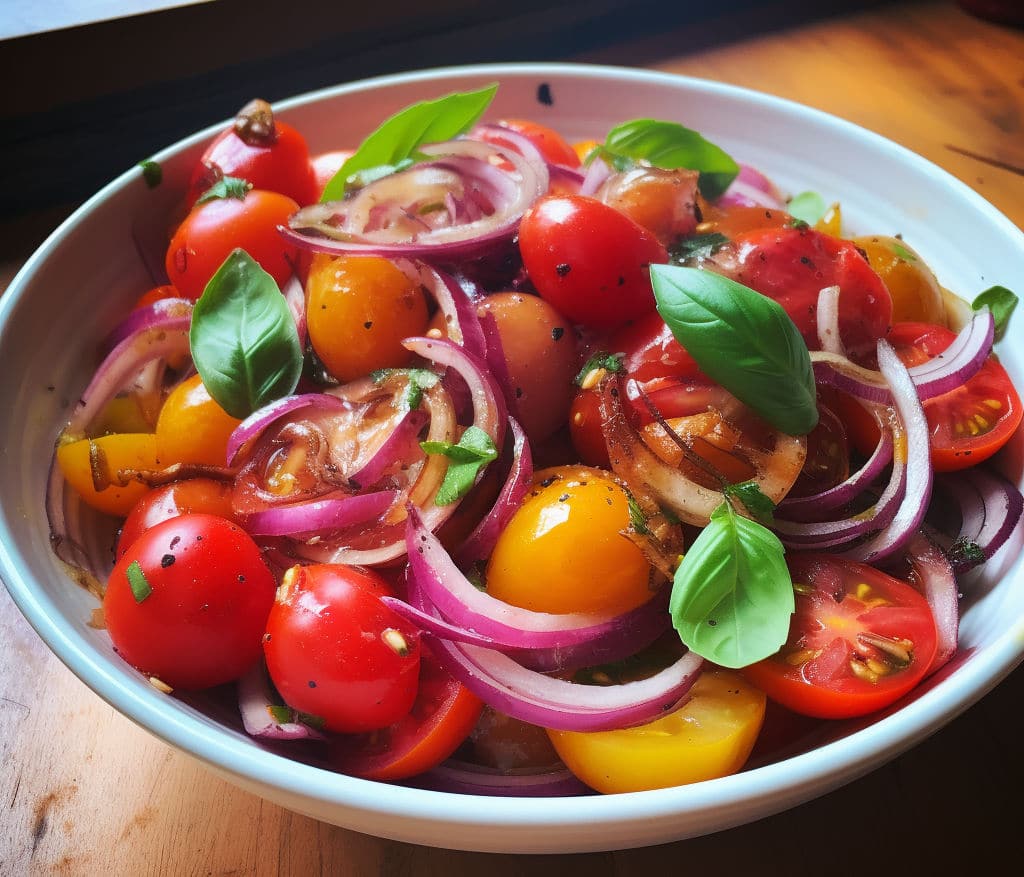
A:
3;63;1024;853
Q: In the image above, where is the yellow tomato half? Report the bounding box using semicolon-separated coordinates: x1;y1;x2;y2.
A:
546;670;766;793
57;433;160;516
851;235;946;325
485;465;653;616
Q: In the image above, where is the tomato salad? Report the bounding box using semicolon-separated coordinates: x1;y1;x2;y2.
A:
48;87;1023;795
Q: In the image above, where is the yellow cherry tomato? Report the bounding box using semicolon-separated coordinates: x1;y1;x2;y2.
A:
851;235;946;325
572;139;601;164
306;254;429;382
57;433;160;516
814;202;842;237
485;465;653;615
546;670;766;793
93;395;152;435
155;374;241;467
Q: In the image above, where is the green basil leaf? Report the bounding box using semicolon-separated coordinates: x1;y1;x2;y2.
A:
669;232;729;264
603;119;739;200
321;84;498;202
126;560;152;603
189;249;302;419
574;351;624;386
421;425;498;505
973;285;1018;341
139;160;162;189
650;264;818;435
195;175;251;205
787;191;827;226
724;481;776;526
669;502;793;668
370;367;440;409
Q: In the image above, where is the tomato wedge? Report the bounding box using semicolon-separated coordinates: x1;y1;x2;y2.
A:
328;651;482;781
743;555;938;719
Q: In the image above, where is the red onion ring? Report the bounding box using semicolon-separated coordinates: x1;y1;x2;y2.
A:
906;533;959;676
579;155;612;196
815;285;846;357
238;661;327;742
101;297;193;355
244;489;400;538
935;466;1024;573
716;163;786;210
395;260;487;359
282;275;307;349
226;393;348;466
414;759;591;797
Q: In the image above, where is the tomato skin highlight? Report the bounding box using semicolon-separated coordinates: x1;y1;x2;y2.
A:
263;564;421;734
519;194;668;330
117;478;236;559
104;514;277;690
742;555;938;720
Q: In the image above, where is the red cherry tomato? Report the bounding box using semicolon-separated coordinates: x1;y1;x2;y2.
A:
165;189;298;300
311;149;354;198
117;478;236;559
519;194;668;330
742;555;938;719
187;100;317;206
725;226;892;360
328;649;482;781
133;284;181;309
842;321;1023;471
485;119;581;167
104;514;276;690
263;564;421;734
609;309;702;384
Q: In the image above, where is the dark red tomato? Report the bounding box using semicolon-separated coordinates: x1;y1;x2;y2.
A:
841;322;1023;471
104;514;276;690
263;564;421;734
133;284;180;310
788;399;849;498
117;478;236;559
166;189;298;300
328;649;482;781
743;555;937;719
487;118;581;167
609;309;702;384
187;99;317;207
724;227;892;361
569;389;610;467
519;194;668;330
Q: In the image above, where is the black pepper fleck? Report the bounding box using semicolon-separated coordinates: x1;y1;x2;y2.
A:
551;327;564;341
308;680;317;688
558;493;570;502
160;554;175;568
238;574;246;583
364;321;373;329
556;263;571;276
515;387;523;399
540;476;556;487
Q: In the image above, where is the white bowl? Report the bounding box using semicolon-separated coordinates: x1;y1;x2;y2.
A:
2;63;1024;854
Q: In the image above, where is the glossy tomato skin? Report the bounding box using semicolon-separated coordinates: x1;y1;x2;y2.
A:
743;555;938;719
329;649;482;781
117;478;236;559
722;226;892;360
188;117;317;207
494;119;581;167
610;309;701;384
104;514;276;690
264;564;421;734
519;194;668;330
165;190;298;300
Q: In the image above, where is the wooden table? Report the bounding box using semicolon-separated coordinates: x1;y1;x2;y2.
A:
2;2;1022;872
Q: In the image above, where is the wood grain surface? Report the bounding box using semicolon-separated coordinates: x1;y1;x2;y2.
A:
2;2;1023;873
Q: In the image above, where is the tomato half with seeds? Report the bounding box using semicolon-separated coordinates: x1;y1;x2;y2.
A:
742;555;938;719
328;650;482;781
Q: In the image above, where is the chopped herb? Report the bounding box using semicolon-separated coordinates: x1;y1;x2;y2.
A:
195;175;251;205
371;367;440;409
789;218;810;230
574;351;624;386
421;425;498;505
891;242;918;262
126;560;152;603
724;481;776;526
973;285;1018;341
267;704;292;724
139;160;162;189
948;537;985;569
670;232;729;263
625;490;650;535
465;562;487;592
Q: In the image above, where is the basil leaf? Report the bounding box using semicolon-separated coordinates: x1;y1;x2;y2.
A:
195;175;251;205
139;160;162;189
574;351;624;386
670;232;729;264
189;249;302;419
724;481;776;526
973;285;1018;341
126;560;152;603
421;425;498;505
650;264;818;435
670;502;793;668
787;191;827;226
603;119;739;200
321;84;498;202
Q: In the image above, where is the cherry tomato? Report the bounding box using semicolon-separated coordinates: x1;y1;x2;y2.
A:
485;465;653;615
117;478;236;558
596;166;699;247
609;308;702;384
155;374;241;467
851;235;947;325
742;555;938;719
56;433;160;516
133;284;180;309
263;564;421;733
187;99;317;207
488;119;581;167
887;322;1020;471
166;189;299;300
547;670;766;793
93;396;152;435
311;150;354;198
328;650;482;781
519;194;668;330
305;254;429;382
104;514;276;690
695;204;791;239
469;706;562;771
720;226;893;360
569;389;610;467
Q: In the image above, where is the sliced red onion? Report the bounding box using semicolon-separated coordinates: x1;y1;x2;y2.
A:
426;633;703;732
282;274;307;349
815;285;846;357
245;489;399;537
226;393;348;466
455;417;532;567
471;122;585;194
349;409;429;490
906;533;959;676
238;661;327;742
842;340;933;564
935;466;1024;573
283;138;548;263
415;759;591;797
579;155;612;196
716;163;786;210
477;309;519;421
548;164;586;192
395;260;487;358
102;297;193;354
